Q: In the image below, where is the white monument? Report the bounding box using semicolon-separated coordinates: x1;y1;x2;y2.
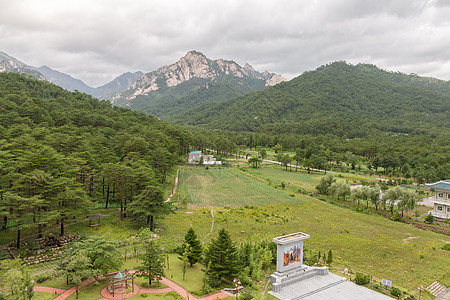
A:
270;232;328;293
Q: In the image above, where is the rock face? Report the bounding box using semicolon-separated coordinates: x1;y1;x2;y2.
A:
265;74;287;86
0;51;46;80
115;50;285;103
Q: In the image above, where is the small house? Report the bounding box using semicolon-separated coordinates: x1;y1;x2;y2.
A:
188;151;202;164
188;151;222;165
425;179;450;219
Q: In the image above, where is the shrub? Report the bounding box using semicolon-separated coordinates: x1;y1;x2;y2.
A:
424;214;434;224
391;287;401;297
441;244;450;251
34;273;53;283
240;288;254;300
354;273;370;285
392;213;403;222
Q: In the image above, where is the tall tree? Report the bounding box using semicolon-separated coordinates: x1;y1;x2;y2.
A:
204;228;239;286
135;228;165;285
57;250;93;299
127;185;169;231
182;228;203;266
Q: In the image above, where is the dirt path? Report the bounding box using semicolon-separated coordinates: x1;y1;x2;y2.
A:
165;167;181;203
201;208;215;246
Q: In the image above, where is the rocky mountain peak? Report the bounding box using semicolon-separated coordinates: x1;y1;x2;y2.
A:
117;50;286;102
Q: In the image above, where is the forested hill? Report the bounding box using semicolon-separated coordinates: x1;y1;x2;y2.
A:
0;72;190;177
168;62;450;139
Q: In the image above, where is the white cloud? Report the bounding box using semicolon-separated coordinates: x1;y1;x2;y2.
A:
1;0;449;86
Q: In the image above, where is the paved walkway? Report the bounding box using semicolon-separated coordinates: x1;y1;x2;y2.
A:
33;271;230;300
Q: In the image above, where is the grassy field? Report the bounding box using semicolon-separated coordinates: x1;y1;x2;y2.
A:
160;166;450;298
179;167;303;209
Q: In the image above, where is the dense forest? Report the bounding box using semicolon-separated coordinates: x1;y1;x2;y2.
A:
130;75;267;117
169;62;449;139
0;73;191;246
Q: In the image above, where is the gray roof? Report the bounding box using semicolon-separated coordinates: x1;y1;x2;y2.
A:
269;272;392;300
426;180;450;192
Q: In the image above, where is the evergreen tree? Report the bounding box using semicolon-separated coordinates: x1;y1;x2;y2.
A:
135;228;165;285
204;228;239;286
183;228;203;266
326;249;333;265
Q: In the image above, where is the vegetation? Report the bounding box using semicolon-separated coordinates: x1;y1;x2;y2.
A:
181;228;202;266
160;166;450;293
135;228;165;285
204;228;239;287
0;72;190;246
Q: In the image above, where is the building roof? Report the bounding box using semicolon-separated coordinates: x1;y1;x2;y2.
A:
273;232;310;244
269;272;392;300
426;180;450;191
189;151;201;154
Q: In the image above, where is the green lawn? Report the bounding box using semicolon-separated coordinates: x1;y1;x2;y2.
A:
164;253;205;295
32;291;58;300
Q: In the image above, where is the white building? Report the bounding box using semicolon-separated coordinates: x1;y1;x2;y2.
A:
425;179;450;219
188;151;222;165
188;151;202;164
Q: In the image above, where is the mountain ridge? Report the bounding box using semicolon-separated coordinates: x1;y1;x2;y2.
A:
167;61;450;138
0;51;143;99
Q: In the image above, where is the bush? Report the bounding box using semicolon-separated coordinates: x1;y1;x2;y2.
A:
392;213;403;222
354;273;370;285
239;288;254;300
424;214;434;224
441;244;450;251
390;287;401;297
34;273;53;283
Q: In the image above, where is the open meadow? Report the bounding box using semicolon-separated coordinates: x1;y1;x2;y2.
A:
162;165;450;298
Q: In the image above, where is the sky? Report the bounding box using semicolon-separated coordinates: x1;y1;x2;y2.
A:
1;0;449;87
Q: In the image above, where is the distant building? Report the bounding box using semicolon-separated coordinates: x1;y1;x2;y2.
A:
188;151;222;165
425;179;450;219
188;151;202;164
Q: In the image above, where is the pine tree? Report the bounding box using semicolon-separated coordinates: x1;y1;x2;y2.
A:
183;228;203;266
204;228;239;286
326;249;333;265
135;228;165;285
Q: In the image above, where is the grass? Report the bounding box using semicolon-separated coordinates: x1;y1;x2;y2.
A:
160;166;450;296
128;291;183;299
243;165;323;191
164;253;205;294
179;167;303;209
32;291;58;300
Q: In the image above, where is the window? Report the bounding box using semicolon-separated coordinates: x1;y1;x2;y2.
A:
438;192;444;198
437;206;443;211
448;193;450;199
447;207;450;212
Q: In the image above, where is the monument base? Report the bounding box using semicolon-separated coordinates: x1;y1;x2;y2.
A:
270;265;329;292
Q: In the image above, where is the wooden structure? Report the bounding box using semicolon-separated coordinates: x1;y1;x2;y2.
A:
88;214;103;227
105;270;135;297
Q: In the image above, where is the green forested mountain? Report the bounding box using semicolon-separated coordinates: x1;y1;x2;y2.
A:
169;61;450;139
0;73;190;243
130;75;267;117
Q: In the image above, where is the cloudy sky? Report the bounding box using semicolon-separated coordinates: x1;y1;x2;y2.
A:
1;0;449;87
